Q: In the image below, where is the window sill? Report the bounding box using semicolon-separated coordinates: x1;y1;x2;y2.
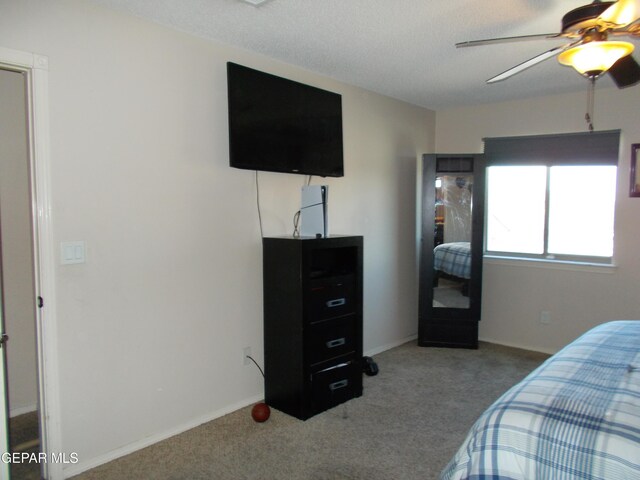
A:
483;255;617;274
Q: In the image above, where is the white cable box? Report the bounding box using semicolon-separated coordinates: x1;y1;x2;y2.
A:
300;185;328;238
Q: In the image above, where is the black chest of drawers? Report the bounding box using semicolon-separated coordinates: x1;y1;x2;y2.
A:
262;236;363;420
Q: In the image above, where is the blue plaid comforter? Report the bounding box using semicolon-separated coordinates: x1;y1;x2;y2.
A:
434;242;471;279
441;320;640;480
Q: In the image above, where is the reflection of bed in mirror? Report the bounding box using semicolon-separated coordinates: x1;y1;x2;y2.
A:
433;242;470;308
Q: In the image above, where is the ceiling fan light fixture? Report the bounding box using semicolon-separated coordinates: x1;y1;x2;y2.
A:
599;0;640;26
558;41;635;77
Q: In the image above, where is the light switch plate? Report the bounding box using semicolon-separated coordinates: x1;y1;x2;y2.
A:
60;241;86;265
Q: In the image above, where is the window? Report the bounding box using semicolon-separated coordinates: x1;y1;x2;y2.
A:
486;165;616;261
484;131;620;264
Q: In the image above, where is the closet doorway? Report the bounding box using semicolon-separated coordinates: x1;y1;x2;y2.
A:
0;46;60;480
0;67;42;479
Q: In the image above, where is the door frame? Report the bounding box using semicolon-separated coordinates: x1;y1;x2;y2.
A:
0;46;62;480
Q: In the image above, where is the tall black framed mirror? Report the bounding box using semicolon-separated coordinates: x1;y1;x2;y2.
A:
418;154;485;348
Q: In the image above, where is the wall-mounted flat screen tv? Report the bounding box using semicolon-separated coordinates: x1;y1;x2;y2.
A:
227;62;344;177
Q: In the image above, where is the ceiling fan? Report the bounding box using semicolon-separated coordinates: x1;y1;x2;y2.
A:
457;0;640;88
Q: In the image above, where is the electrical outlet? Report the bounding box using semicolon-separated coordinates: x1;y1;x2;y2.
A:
540;311;551;325
243;346;252;366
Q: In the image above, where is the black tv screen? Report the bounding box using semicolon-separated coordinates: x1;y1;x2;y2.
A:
227;62;344;177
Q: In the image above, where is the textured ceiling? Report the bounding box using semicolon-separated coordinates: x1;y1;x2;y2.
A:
87;0;640;110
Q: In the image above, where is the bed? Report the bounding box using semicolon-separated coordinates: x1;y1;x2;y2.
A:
433;242;471;280
441;320;640;480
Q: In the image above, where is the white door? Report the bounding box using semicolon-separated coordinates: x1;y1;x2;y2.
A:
0;266;10;480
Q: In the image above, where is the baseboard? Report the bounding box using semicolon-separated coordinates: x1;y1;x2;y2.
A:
62;392;264;478
365;335;553;356
364;333;417;357
10;404;37;418
478;336;556;355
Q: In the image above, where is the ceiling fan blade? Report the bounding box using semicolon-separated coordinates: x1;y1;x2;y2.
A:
456;33;564;49
486;42;579;83
599;0;640;27
608;54;640;87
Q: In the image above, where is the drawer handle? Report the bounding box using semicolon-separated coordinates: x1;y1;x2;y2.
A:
326;298;346;308
329;379;349;392
319;362;350;373
326;337;346;349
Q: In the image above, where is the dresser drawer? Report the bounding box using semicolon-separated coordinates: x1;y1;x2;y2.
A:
307;315;357;365
311;359;358;414
308;275;356;322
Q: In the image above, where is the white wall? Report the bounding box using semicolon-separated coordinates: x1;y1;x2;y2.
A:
0;0;435;474
436;86;640;353
0;68;39;416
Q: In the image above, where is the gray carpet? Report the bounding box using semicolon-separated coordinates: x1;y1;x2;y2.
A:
72;341;548;480
10;411;41;480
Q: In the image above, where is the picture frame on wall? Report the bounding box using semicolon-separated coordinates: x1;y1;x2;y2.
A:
631;144;640;197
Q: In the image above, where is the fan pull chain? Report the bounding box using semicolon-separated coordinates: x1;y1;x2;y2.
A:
585;77;595;132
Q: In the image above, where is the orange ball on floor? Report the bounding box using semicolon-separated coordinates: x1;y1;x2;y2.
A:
251;402;270;422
